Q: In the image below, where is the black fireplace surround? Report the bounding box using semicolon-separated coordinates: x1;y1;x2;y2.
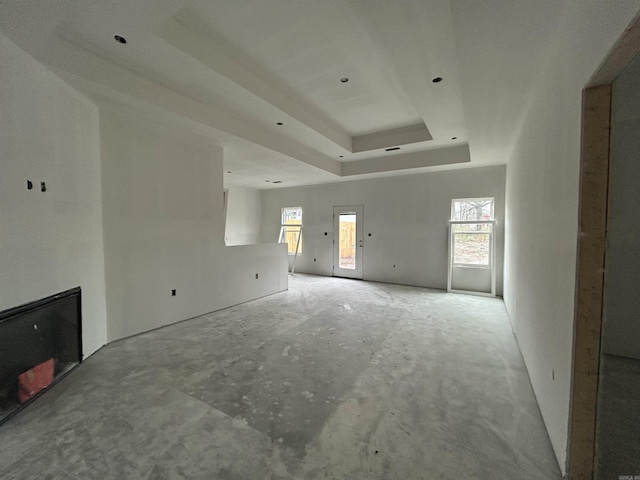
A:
0;287;82;425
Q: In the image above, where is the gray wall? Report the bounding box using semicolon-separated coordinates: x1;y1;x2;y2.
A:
261;165;505;293
225;186;261;246
602;53;640;359
100;111;288;341
0;32;289;353
0;34;108;356
498;4;640;470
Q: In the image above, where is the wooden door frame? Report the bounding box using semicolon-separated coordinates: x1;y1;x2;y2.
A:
567;12;640;479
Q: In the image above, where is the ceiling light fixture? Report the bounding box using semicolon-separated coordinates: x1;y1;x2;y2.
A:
114;35;127;44
340;77;349;83
385;147;401;152
432;77;443;83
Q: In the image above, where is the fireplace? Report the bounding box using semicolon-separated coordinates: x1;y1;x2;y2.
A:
0;288;82;425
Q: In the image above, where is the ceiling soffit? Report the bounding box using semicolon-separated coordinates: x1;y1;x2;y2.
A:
156;6;440;155
0;0;471;185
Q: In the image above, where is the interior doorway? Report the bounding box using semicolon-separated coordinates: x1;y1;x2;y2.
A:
568;13;640;479
333;205;363;279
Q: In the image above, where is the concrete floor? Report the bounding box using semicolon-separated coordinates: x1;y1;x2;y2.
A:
596;354;640;479
0;275;561;479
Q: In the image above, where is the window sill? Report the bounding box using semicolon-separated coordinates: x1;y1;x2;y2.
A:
452;264;491;270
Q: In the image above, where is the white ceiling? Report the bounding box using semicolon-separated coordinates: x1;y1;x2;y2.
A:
0;0;589;189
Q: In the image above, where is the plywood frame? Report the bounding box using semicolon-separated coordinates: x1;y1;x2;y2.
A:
567;85;611;480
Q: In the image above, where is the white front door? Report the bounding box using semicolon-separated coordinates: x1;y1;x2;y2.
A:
333;205;364;279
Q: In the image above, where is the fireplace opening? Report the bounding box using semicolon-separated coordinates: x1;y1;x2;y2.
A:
0;288;82;425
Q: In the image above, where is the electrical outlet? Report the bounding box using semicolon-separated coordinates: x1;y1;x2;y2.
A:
40;181;46;192
27;180;33;190
255;273;259;279
171;289;176;296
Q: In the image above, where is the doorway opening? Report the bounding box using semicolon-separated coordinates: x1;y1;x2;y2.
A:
333;205;363;279
568;12;640;479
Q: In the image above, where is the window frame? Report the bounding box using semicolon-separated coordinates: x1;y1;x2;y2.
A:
449;220;495;269
449;197;495;269
450;197;495;222
280;207;303;256
447;196;497;297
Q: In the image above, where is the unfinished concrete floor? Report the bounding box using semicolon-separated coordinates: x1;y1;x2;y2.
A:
0;275;561;479
596;354;640;479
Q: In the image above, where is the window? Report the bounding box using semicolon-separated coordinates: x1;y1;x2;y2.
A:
280;207;303;255
451;197;494;222
450;198;494;268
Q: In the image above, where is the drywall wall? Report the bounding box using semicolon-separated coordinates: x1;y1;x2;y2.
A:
261;165;505;293
602;52;640;359
0;34;108;357
100;111;287;341
225;186;261;246
451;266;491;294
453;2;640;472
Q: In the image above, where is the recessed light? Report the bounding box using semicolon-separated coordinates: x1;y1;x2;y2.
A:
385;147;401;152
114;35;127;44
432;77;443;83
340;77;349;83
276;122;283;126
